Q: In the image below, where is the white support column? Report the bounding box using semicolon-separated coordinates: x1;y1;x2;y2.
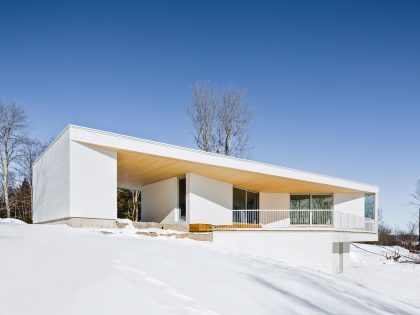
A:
187;173;232;225
332;242;343;274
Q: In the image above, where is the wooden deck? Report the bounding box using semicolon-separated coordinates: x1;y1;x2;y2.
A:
189;223;262;232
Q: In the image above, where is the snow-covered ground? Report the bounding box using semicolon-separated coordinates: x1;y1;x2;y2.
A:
0;220;419;315
343;243;420;309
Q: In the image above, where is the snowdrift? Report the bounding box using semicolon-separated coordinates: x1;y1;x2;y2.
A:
0;222;419;315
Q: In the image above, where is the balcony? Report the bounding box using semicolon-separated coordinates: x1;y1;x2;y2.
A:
213;209;377;232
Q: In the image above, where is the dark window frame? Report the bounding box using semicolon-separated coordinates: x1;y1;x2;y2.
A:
178;177;186;221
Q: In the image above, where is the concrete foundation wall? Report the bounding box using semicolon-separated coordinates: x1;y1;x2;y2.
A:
187;173;233;225
141;177;179;223
213;231;358;274
39;217;116;228
332;242;351;274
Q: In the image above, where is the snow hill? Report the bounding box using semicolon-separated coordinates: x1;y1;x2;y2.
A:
0;219;419;315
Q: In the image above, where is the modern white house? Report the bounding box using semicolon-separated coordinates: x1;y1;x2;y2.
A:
33;125;378;274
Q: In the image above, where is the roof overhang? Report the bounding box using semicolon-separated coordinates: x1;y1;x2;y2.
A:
42;125;379;194
113;150;376;193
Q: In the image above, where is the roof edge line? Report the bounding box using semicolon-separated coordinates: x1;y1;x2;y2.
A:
67;124;378;192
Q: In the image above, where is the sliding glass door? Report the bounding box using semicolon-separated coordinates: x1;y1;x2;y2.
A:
311;195;332;224
311;195;333;210
290;195;311;224
233;187;259;224
290;194;332;225
247;191;259;210
290;195;310;210
233;187;247;210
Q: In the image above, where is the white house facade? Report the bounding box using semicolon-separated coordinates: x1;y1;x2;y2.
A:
33;125;378;274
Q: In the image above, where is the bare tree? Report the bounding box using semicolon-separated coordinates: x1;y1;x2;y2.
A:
377;209;395;246
131;190;140;221
0;102;27;218
410;180;420;249
18;138;47;192
406;220;418;251
216;86;253;157
187;82;218;152
378;223;394;246
187;82;254;157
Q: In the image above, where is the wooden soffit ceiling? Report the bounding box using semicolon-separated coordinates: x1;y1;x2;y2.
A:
112;149;361;193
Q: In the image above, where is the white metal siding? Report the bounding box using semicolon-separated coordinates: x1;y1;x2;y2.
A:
69;141;117;219
32;129;70;223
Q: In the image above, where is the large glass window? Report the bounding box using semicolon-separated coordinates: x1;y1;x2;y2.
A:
247;191;259;210
233;187;259;224
233;187;247;210
290;195;310;224
290;195;310;209
290;194;333;225
290;194;333;209
233;187;259;210
311;195;333;209
364;193;375;219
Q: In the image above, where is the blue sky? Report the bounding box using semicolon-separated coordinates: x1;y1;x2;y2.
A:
1;0;419;228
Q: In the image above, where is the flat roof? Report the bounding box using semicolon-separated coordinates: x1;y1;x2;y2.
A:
37;124;378;193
